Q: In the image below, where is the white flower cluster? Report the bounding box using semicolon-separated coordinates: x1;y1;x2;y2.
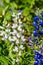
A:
0;11;26;64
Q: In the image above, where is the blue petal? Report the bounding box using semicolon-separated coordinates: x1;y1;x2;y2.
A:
37;33;41;37
40;58;43;64
41;29;43;34
34;61;39;65
36;26;39;30
41;12;43;17
33;30;38;36
34;55;38;60
39;19;42;23
35;39;38;44
40;22;43;27
32;22;37;26
34;16;39;22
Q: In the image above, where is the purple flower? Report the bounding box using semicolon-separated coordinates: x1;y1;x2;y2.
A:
28;36;32;42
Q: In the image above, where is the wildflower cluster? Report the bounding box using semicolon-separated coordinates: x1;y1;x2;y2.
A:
34;44;43;65
33;12;43;65
28;12;43;65
33;13;43;37
0;11;26;64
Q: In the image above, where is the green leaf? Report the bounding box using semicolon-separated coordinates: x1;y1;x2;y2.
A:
22;7;29;16
5;11;11;21
4;0;10;3
0;56;9;65
10;2;17;9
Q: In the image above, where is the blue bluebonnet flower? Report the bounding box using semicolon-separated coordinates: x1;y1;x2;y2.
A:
34;44;43;65
32;38;38;44
39;19;42;23
40;22;43;27
35;26;39;30
34;61;39;65
34;16;39;22
34;55;39;60
37;33;41;37
33;30;38;36
34;54;41;60
40;29;43;34
32;22;37;27
33;14;43;37
41;12;43;17
38;19;43;27
40;57;43;64
28;12;43;65
33;50;37;53
34;39;38;44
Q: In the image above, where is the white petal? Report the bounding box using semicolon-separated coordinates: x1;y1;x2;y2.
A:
0;26;3;29
20;45;25;50
16;58;19;62
13;46;18;52
17;33;21;38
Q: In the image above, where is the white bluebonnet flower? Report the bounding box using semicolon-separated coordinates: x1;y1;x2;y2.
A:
18;25;22;32
20;45;25;50
8;36;14;42
6;23;10;28
13;46;18;52
16;39;19;44
2;37;5;40
13;36;17;41
12;24;18;29
18;19;22;25
0;11;26;64
0;26;3;29
5;33;8;39
5;29;10;33
16;33;21;38
13;29;17;34
21;36;26;42
18;10;22;16
16;58;19;62
0;31;5;36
